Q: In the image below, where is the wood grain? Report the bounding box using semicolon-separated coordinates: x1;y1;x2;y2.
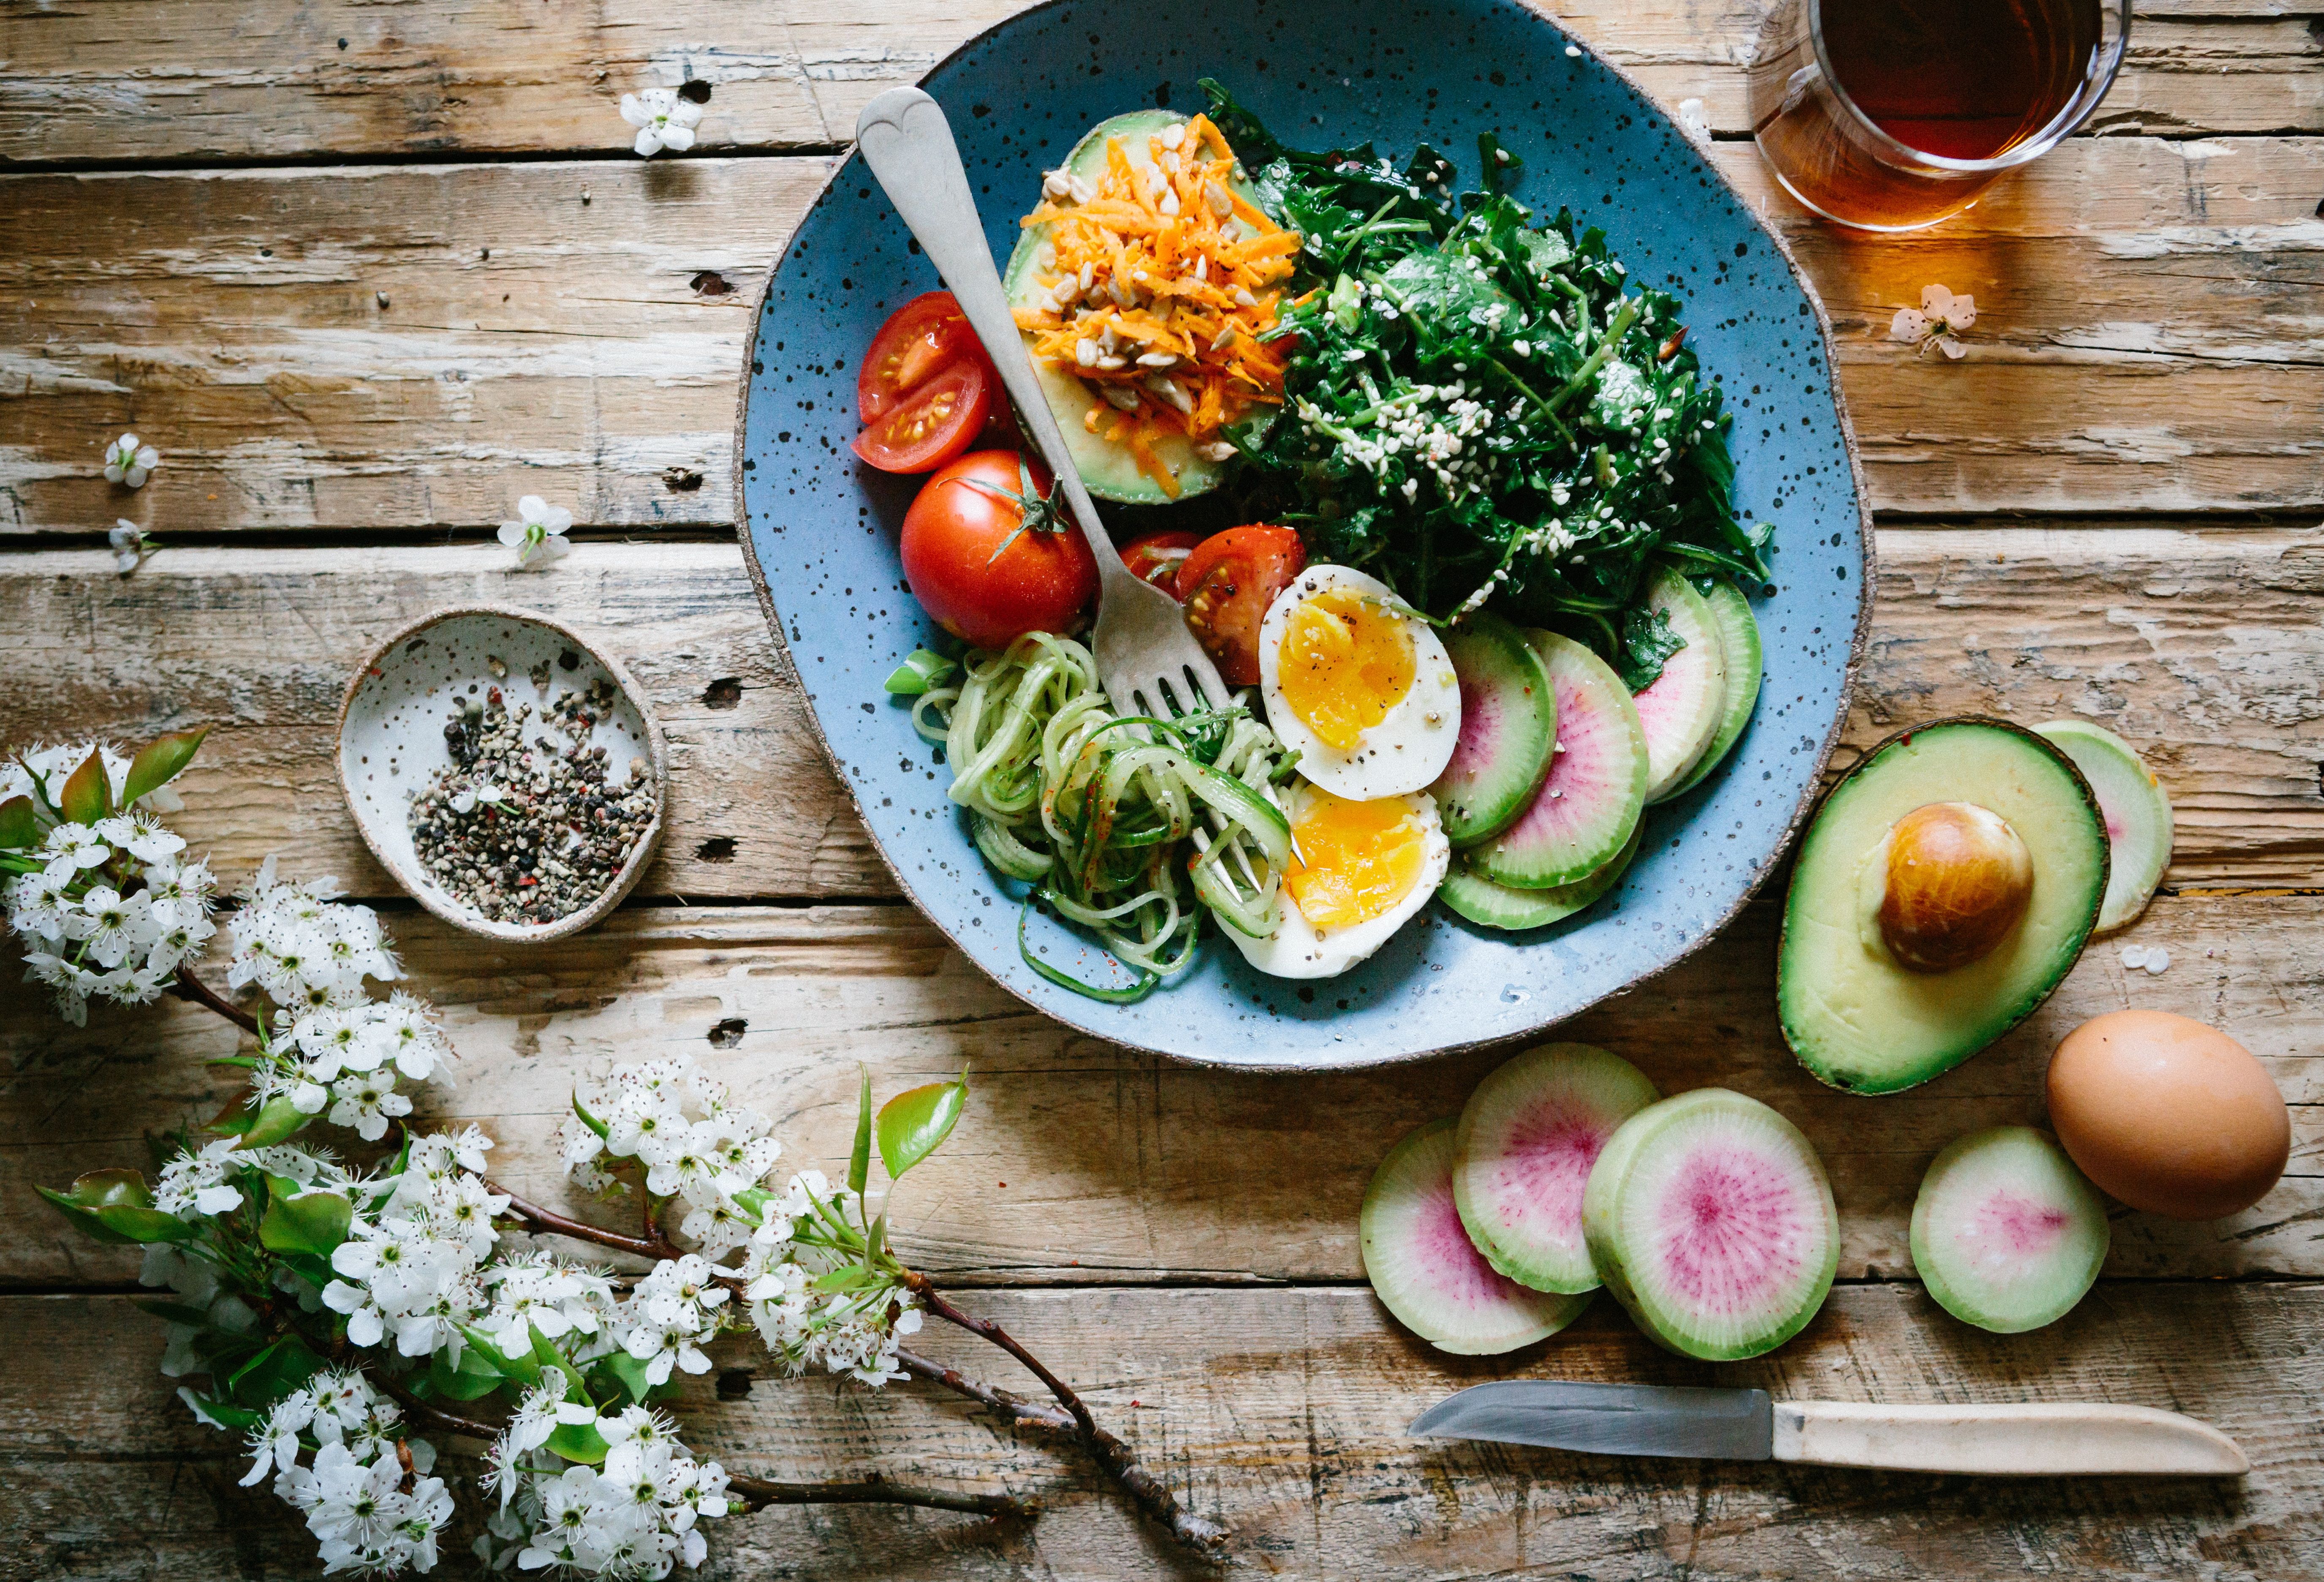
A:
2;526;2313;901
4;146;2323;533
0;0;2315;166
5;1283;2319;1581
5;889;2316;1290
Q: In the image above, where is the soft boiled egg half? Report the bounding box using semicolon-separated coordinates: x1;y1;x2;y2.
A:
1259;564;1460;801
1230;783;1450;979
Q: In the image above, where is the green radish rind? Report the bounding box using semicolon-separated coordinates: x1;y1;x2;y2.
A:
1778;716;2109;1096
1001;111;1263;505
1431;611;1557;847
1909;1125;2110;1335
1439;820;1640;931
1663;580;1764;801
1635;567;1729;805
1470;630;1648;890
1454;1045;1661;1294
1360;1119;1592;1354
1582;1089;1840;1361
2033;720;2174;934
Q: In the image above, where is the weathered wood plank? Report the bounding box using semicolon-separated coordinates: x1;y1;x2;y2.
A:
0;0;2314;166
5;1283;2320;1580
5;890;2317;1290
1;526;2313;903
5;139;2321;534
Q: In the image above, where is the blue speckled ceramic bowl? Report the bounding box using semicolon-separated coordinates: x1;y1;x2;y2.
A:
736;0;1870;1070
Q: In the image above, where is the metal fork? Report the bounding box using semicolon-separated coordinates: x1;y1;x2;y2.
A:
854;87;1229;723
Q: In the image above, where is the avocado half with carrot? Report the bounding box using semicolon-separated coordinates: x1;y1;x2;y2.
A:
1001;109;1298;504
1778;717;2109;1095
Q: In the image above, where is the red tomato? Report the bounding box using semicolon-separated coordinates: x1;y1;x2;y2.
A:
1121;529;1204;595
851;361;992;474
857;292;995;423
1176;525;1308;687
900;451;1099;651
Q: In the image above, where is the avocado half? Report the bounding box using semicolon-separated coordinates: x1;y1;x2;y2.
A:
1001;110;1272;505
1778;716;2109;1095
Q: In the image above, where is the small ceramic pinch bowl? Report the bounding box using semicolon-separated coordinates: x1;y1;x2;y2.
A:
337;605;668;943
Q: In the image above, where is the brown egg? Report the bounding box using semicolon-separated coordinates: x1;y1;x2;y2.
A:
2047;1010;2290;1220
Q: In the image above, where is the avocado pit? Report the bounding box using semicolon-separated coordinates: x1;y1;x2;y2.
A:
1875;801;2033;973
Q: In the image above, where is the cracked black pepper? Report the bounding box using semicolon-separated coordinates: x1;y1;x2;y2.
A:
408;675;655;926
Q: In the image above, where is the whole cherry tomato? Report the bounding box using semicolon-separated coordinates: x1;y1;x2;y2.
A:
900;451;1099;651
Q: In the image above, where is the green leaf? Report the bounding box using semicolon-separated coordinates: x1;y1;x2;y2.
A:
571;1087;610;1140
38;1187;137;1245
58;746;111;825
234;1094;310;1149
456;1323;543;1387
135;1298;217;1326
597;1351;660;1408
883;648;958;695
224;1334;325;1408
0;795;35;850
120;727;208;808
876;1074;968;1182
530;1323;592;1403
847;1067;873;1198
428;1342;509;1402
545;1420;611;1465
259;1180;352;1258
95;1202;199;1243
811;1264;878;1293
178;1391;264;1432
55;1166;155;1211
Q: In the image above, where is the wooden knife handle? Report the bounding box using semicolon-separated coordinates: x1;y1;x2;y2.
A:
1772;1401;2248;1476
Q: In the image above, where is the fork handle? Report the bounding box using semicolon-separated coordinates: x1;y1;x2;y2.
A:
854;87;1132;595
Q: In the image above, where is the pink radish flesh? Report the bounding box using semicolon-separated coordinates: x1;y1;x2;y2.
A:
1485;1101;1605;1240
1498;672;1621;850
1448;679;1502;781
1651;1145;1809;1317
1416;1176;1532;1310
1960;1190;2072;1258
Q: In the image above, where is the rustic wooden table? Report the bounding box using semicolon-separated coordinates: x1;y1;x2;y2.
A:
2;2;2320;1577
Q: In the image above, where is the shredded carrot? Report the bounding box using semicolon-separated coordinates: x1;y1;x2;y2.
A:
1013;112;1300;490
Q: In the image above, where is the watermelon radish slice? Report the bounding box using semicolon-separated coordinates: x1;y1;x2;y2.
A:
1909;1125;2109;1334
1440;820;1639;931
1633;567;1728;804
1581;1089;1839;1360
1430;612;1557;847
2033;721;2173;934
1469;631;1648;890
1663;580;1763;801
1360;1119;1591;1354
1454;1045;1661;1293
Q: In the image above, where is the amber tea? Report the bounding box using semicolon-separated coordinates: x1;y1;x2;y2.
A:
1748;0;2126;231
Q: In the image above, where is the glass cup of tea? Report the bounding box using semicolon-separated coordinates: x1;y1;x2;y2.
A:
1747;0;2131;231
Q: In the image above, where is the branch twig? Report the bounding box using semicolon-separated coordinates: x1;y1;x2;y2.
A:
900;1278;1229;1555
726;1472;1034;1519
491;1182;667;1259
899;1348;1074;1434
172;964;259;1034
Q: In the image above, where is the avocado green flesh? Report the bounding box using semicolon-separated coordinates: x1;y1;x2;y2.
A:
1778;720;2108;1095
1001;109;1261;505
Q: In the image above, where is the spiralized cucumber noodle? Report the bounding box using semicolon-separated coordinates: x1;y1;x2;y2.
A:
909;632;1294;1002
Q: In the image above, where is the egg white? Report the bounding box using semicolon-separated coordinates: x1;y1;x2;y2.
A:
1258;564;1462;801
1229;786;1451;980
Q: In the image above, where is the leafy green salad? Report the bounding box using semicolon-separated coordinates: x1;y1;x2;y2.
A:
1205;82;1775;688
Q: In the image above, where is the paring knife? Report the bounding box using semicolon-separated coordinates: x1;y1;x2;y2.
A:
1410;1381;2248;1476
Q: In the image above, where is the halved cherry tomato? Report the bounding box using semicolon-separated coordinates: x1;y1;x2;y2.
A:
851;360;992;474
1120;529;1204;595
900;451;1099;651
1176;525;1308;687
858;292;996;423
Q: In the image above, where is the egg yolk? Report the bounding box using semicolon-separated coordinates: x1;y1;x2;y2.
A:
1285;790;1429;931
1277;587;1416;751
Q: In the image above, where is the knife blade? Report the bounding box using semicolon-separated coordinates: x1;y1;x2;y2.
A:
1410;1381;2249;1476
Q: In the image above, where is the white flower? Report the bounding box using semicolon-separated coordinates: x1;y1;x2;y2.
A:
103;432;158;488
620;87;702;158
110;519;155;574
1890;283;1977;360
329;1072;412;1141
498;495;574;569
